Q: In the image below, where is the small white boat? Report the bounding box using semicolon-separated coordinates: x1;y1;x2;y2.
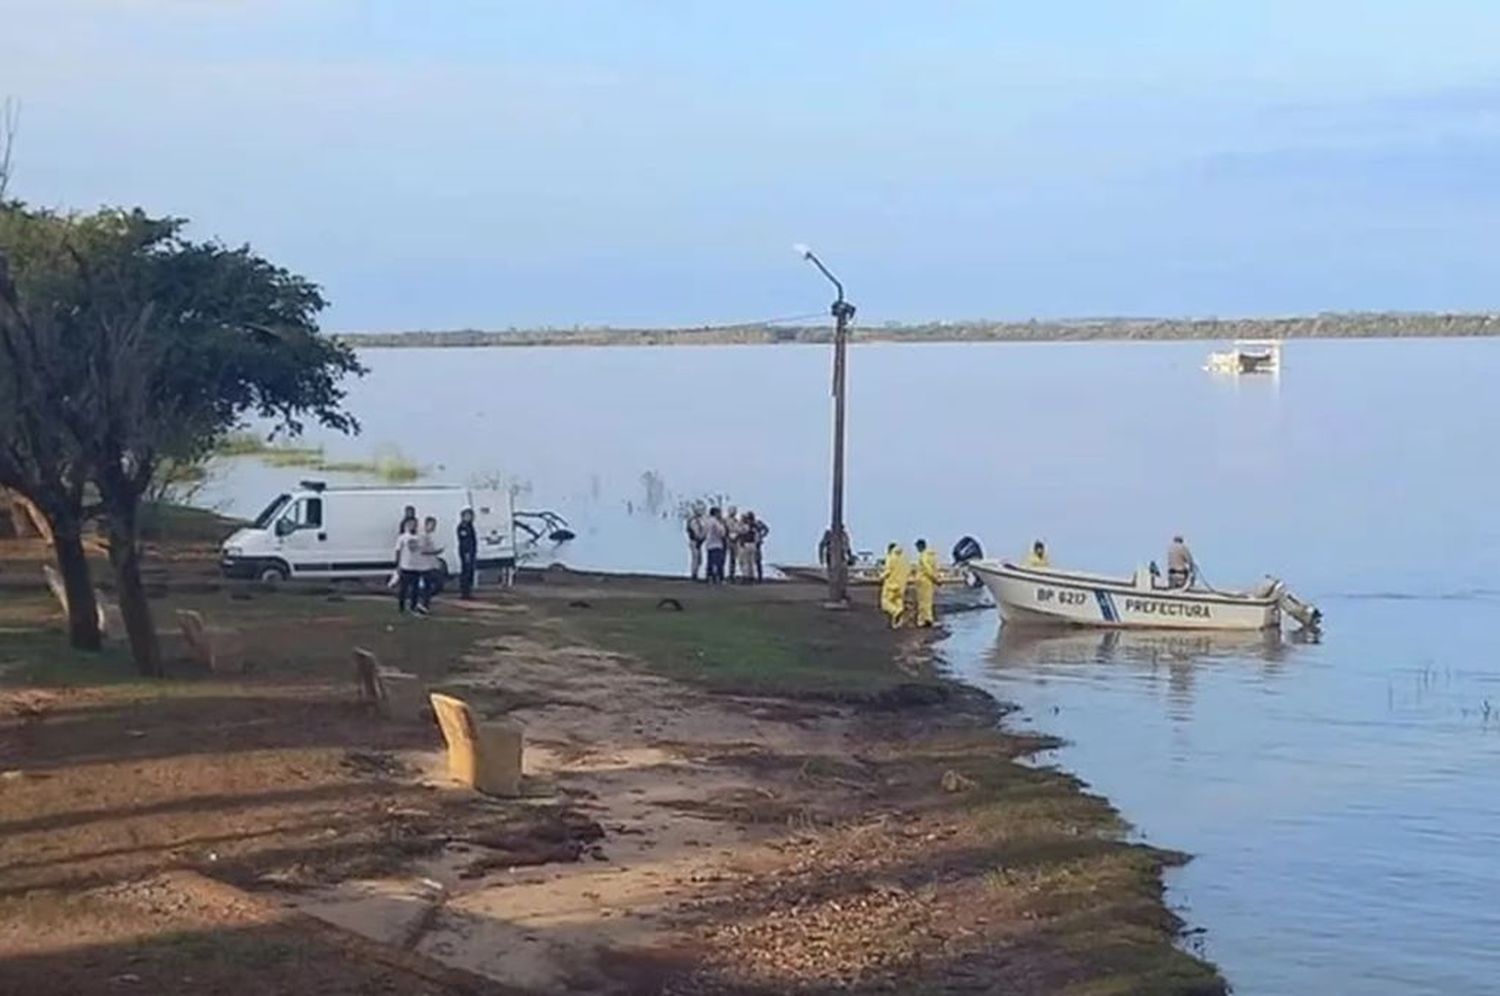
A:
968;560;1320;632
1205;339;1281;375
774;555;972;588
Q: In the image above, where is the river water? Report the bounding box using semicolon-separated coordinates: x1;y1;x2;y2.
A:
205;339;1500;994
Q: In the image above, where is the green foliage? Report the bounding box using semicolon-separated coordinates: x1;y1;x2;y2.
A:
0;201;365;494
0;201;365;674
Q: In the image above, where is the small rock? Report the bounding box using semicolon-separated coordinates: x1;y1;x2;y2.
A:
940;770;977;793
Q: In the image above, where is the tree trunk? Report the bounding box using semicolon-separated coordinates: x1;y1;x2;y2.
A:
105;503;161;677
52;517;103;652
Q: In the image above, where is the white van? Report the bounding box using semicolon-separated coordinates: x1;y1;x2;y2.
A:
220;482;516;583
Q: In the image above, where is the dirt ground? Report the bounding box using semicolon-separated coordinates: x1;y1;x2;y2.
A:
0;534;1224;995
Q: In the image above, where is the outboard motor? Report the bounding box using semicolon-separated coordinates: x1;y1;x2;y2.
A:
1279;588;1323;633
952;536;984;565
951;536;985;588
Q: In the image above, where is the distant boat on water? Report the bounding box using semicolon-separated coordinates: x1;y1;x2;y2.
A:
1205;339;1281;375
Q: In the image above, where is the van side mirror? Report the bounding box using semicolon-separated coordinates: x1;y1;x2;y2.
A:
275;518;296;537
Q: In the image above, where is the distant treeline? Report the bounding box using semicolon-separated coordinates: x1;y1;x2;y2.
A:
339;312;1500;349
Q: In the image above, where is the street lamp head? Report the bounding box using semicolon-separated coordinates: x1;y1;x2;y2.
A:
792;242;813;260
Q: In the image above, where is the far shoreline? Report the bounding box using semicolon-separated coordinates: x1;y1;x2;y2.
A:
337;312;1500;349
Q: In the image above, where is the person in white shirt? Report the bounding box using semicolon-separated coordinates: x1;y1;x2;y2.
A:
724;506;742;581
703;507;728;583
418;516;444;611
395;518;424;614
686;503;707;581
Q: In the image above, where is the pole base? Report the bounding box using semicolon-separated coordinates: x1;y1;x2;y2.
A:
821;599;851;611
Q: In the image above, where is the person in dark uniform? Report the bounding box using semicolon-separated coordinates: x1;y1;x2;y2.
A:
456;507;478;599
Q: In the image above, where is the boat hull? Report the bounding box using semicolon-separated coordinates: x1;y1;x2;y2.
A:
970;561;1281;631
774;563;972;587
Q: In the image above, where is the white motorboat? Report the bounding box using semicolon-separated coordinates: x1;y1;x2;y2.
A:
1205;339;1281;375
774;558;972;588
968;560;1320;632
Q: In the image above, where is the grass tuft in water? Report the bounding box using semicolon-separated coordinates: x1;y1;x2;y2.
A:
213;432;423;482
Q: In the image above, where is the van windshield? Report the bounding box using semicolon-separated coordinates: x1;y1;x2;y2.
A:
252;494;290;529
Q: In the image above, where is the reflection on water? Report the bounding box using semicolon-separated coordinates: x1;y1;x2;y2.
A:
994;624;1294;666
944;600;1500;996
991;626;1296;722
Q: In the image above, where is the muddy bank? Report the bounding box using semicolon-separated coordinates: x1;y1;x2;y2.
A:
272;585;1223;993
0;552;1223;994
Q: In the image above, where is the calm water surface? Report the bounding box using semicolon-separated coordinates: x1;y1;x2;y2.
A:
208;339;1500;994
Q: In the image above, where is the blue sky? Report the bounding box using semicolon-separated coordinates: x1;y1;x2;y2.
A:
3;0;1499;329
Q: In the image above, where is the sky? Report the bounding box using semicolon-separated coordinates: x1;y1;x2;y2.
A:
2;0;1499;330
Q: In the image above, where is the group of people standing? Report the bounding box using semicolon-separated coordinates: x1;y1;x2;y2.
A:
877;539;942;629
685;504;770;584
394;505;480;614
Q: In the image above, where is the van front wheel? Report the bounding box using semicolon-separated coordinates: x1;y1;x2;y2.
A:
257;563;290;585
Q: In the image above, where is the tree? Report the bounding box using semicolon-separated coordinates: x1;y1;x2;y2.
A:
0;208;105;650
70;209;362;674
0;205;363;674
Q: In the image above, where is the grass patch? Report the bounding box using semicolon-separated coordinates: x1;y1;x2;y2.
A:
214;432;325;466
215;432;424;483
261;445;327;469
158;589;490;684
564;597;935;699
317;449;423;483
0;587;493;693
153;929;318;970
0;626;144;687
918;743;1224;996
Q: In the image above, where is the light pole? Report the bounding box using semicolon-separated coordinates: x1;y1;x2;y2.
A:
794;244;855;606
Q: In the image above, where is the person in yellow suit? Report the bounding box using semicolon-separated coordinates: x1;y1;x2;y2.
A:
913;538;940;628
1026;539;1050;568
879;542;910;629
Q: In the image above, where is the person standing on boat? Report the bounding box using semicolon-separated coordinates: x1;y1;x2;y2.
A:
686;503;707;581
1026;540;1050;568
703;507;728;583
913;539;940;628
1167;535;1196;588
879;543;911;629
